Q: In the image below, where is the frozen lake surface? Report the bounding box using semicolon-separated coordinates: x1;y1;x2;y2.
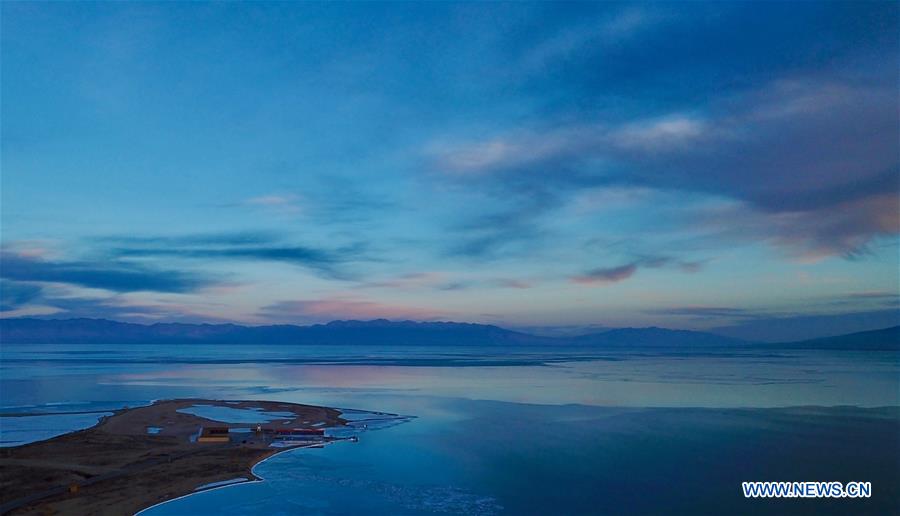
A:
0;412;113;446
176;404;296;423
2;343;898;514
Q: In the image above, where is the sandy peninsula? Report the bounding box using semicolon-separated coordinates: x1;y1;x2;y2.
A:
0;399;346;515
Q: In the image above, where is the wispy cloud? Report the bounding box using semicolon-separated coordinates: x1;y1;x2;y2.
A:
429;112;712;176
648;306;760;319
0;250;215;294
243;194;303;214
684;194;899;262
259;297;445;324
610;115;707;152
104;232;369;280
493;278;532;289
360;272;446;289
648;293;900;341
226;181;393;228
94;231;281;247
358;272;534;291
0;280;43;312
428;75;898;260
826;291;900;309
0;289;231;323
357;272;470;291
519;7;661;73
572;255;703;286
442;190;560;260
572;263;638;285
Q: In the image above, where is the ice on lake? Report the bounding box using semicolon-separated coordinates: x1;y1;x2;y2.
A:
176;404;296;423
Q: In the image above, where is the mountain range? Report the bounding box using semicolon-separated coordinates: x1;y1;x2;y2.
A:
0;317;897;350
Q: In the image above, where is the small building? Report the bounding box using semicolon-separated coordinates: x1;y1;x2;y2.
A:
197;426;230;443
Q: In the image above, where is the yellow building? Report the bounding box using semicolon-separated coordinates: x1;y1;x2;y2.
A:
197;426;230;443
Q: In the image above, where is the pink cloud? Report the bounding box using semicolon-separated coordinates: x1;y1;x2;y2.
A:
243;194;302;214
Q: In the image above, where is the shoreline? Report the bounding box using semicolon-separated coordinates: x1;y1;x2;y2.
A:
135;406;415;515
0;399;346;515
135;440;325;515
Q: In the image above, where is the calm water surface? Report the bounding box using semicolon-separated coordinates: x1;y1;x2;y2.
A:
1;344;898;514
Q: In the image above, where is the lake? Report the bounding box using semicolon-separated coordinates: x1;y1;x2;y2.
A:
1;343;898;514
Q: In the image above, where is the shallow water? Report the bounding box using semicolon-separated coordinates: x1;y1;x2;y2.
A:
0;412;113;446
176;404;297;423
1;343;898;514
143;401;900;516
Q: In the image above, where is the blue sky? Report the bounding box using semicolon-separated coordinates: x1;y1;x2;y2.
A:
1;1;897;341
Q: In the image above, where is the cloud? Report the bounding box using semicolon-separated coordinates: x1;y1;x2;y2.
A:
0;280;43;311
358;273;533;292
105;233;369;280
114;245;357;280
826;291;900;309
647;306;759;319
359;272;449;290
649;292;900;341
243;194;303;214
572;255;702;286
572;263;637;285
443;190;560;259
519;6;660;73
429;73;898;260
429;112;712;177
259;298;444;324
430;124;597;176
641;297;900;341
652;287;900;324
711;308;900;342
684;194;899;261
428;6;898;262
245;194;298;207
0;251;214;294
0;289;230;323
226;181;394;228
95;231;281;246
447;220;545;259
358;272;481;292
678;260;707;273
610;115;707;152
493;279;532;289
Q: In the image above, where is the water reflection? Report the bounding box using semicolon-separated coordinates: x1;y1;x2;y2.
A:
2;344;898;515
143;399;899;516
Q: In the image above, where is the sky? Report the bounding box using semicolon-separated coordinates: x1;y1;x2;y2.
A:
1;1;898;341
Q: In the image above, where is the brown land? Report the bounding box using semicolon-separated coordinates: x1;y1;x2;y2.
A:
0;399;345;515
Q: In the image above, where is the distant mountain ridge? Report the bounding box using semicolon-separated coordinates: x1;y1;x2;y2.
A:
772;325;900;351
0;318;545;346
0;317;897;349
569;326;747;347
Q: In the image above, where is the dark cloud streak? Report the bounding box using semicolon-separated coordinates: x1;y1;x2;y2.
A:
0;280;43;311
572;263;638;284
100;231;372;281
572;255;703;285
0;252;214;294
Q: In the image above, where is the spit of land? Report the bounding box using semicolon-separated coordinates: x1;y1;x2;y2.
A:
0;398;345;515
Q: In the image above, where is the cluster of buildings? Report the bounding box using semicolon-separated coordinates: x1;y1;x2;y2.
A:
196;425;326;444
